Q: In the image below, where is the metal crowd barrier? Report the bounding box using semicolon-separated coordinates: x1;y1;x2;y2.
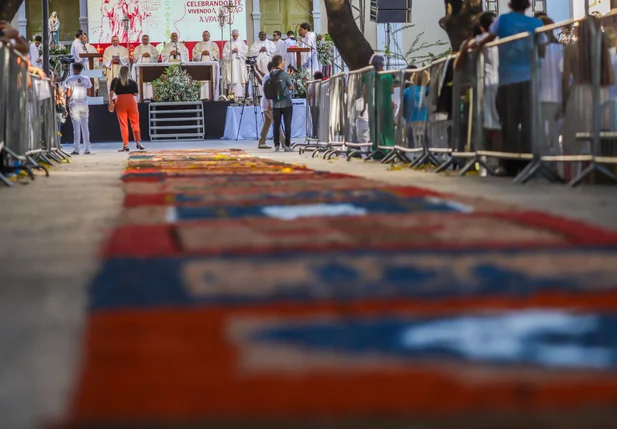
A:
0;42;70;187
298;14;617;186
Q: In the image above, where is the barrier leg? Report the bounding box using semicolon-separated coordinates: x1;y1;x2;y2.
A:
26;156;50;177
569;163;617;187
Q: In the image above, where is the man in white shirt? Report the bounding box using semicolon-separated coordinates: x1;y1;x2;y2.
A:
71;30;88;68
298;22;322;75
161;32;189;63
272;31;286;58
29;35;43;68
193;30;219;62
103;35;129;85
249;31;277;79
284;30;298;70
63;62;93;155
133;34;159;64
258;61;284;149
223;29;248;97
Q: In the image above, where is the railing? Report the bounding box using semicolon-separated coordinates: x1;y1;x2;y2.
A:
0;42;70;187
297;14;617;187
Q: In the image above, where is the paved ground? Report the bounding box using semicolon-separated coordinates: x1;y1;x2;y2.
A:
0;140;616;428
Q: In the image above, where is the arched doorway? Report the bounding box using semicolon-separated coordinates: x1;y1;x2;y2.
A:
260;0;313;35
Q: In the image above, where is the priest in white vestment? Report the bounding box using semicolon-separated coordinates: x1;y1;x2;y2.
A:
284;31;298;70
71;30;88;68
249;31;277;78
132;34;160;100
298;22;322;75
272;31;287;58
161;32;189;63
223;29;248;97
103;35;129;86
83;33;100;94
193;30;219;62
29;35;43;68
133;34;159;64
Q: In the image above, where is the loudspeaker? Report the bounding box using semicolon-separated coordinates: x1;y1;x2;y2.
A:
370;8;412;23
369;0;412;23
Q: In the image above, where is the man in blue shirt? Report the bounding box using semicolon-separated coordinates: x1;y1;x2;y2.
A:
477;0;544;176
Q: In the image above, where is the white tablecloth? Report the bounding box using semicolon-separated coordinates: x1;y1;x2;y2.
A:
222;100;307;140
133;61;219;101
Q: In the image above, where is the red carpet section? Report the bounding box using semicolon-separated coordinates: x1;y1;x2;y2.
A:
58;150;617;427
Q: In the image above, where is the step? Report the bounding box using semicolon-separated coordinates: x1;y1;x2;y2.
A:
149;117;203;122
151;133;204;139
150;109;204;114
151;125;204;130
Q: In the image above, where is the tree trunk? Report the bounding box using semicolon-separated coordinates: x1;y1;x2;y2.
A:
439;0;483;52
324;0;374;71
0;0;24;23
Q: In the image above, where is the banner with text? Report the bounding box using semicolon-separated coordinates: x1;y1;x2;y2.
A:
87;0;247;44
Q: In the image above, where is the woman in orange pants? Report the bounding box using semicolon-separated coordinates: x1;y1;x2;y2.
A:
109;65;145;152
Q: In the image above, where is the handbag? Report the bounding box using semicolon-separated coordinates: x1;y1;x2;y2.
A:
108;101;115;113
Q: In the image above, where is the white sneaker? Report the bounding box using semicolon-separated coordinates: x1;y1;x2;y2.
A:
273;146;280;152
283;146;294;152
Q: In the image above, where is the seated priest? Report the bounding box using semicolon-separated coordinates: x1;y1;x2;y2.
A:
250;31;277;79
193;30;219;62
103;35;129;94
161;32;189;63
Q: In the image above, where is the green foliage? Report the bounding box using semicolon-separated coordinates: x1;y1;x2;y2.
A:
393;24;450;67
151;65;201;102
290;67;311;98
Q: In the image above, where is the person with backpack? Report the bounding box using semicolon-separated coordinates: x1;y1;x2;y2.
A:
258;61;285;149
263;54;294;152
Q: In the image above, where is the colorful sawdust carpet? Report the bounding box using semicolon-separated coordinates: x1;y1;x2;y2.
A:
59;150;617;427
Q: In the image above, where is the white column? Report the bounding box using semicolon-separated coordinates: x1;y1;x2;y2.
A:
312;0;321;35
251;0;261;44
18;2;27;38
79;0;88;34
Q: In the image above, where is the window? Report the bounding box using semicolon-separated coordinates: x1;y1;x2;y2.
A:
532;0;547;14
484;0;499;14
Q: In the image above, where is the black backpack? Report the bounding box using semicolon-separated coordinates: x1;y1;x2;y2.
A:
263;70;284;101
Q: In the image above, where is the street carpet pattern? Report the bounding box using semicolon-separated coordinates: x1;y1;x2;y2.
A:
62;150;617;427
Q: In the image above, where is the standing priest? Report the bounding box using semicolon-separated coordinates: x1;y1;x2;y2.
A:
133;34;159;63
161;32;189;63
249;31;277;78
193;30;219;62
103;35;129;85
222;29;248;97
298;22;321;75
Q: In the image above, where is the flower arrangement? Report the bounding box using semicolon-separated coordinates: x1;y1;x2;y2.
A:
48;43;69;57
291;67;311;98
316;33;334;67
151;65;201;102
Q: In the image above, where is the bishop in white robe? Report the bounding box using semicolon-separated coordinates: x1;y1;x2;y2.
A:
161;32;189;63
223;29;248;97
103;36;129;84
249;31;277;78
193;31;220;62
299;24;322;75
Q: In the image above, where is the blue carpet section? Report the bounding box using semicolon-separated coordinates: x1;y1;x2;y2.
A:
89;247;617;312
249;311;617;370
173;197;464;221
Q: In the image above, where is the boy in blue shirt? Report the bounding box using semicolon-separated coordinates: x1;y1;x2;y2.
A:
477;0;544;176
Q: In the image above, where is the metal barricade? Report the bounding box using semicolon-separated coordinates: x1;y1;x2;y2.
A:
300;79;321;152
369;69;398;161
343;66;375;159
425;57;455;167
6;48;29;157
323;72;347;158
389;66;432;166
545;13;617;186
28;74;43;156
